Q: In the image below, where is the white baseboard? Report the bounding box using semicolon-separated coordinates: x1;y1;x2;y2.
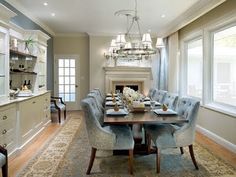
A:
196;125;236;154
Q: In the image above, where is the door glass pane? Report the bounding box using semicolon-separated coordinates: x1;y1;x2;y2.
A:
59;85;64;93
187;38;203;99
65;85;70;93
70;77;75;84
70;68;75;76
70;93;75;101
57;58;76;102
59;59;64;67
70;85;75;93
65;77;70;84
58;68;64;76
65;59;70;67
59;77;64;84
213;25;236;106
64;68;70;76
65;94;70;101
70;60;75;67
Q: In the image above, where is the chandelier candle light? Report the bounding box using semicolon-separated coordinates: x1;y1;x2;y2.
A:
105;0;165;60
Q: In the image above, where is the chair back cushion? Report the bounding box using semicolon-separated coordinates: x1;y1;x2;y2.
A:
81;97;115;149
153;90;167;103
174;97;200;146
162;93;178;110
148;88;156;99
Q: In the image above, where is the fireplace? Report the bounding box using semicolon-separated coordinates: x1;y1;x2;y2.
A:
113;81;143;93
104;66;153;95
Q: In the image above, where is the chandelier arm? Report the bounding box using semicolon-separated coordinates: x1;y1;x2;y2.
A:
136;19;142;40
126;17;135;36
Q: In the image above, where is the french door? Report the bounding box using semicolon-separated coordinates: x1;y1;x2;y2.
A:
54;55;80;110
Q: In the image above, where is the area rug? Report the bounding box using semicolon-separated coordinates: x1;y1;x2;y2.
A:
17;116;82;177
54;122;236;177
18;118;236;177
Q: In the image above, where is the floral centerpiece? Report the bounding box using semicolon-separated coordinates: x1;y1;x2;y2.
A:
123;87;145;110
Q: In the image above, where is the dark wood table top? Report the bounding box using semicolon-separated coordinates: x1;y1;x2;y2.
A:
104;108;188;125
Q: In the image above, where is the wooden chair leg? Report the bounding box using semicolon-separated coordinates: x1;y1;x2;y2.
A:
64;109;66;120
128;149;133;175
147;133;151;154
156;148;160;173
86;147;97;175
2;163;8;177
188;145;199;170
180;147;184;154
58;109;61;123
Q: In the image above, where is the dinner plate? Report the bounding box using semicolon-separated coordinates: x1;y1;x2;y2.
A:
105;101;122;106
143;101;161;106
106;97;120;101
106;109;128;116
106;93;118;97
144;97;150;101
154;109;178;115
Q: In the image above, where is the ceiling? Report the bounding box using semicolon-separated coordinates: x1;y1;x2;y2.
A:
6;0;225;37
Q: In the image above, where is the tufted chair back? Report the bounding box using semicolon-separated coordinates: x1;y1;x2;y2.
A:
90;89;104;105
153;90;167;103
174;97;200;146
94;88;105;99
162;93;178;110
87;92;104;113
81;97;115;149
148;88;156;99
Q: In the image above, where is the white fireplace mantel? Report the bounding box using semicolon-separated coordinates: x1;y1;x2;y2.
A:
103;66;153;95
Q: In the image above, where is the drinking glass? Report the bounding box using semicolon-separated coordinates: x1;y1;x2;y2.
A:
150;100;156;111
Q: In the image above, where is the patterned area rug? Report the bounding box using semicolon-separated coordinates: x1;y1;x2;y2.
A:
17;117;82;177
18;118;236;177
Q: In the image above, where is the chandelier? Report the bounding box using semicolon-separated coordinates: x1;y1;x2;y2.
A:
106;0;164;60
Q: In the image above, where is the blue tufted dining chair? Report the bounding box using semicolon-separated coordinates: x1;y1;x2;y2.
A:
162;92;178;110
81;97;134;175
144;97;200;173
147;88;157;100
0;145;7;177
153;90;167;103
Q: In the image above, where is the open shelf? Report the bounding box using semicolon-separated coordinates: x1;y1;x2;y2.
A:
10;71;37;75
10;49;37;59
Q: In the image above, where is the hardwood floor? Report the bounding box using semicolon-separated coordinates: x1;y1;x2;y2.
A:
7;111;236;177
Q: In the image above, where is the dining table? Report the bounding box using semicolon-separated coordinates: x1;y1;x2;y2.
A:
104;102;189;154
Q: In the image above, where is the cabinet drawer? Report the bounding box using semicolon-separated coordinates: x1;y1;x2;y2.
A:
0;104;16;124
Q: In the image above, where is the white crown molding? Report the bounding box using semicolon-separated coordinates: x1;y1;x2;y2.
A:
5;0;55;36
196;125;236;154
56;32;88;37
159;0;226;37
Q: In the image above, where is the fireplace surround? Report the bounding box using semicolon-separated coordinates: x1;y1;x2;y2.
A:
103;66;152;95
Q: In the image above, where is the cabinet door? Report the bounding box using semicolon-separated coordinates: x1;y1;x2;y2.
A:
19;98;38;144
0;27;9;98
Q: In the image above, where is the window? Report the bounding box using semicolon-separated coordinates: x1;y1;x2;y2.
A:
213;25;236;107
186;38;203;99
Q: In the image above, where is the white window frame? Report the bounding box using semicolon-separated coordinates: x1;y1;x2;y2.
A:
180;12;236;117
204;20;236;117
180;30;203;102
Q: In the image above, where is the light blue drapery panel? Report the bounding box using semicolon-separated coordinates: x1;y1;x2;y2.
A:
156;38;169;90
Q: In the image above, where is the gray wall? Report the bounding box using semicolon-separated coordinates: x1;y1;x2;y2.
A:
0;0;54;91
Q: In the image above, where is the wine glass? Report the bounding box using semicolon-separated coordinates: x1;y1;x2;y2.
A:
150;100;156;111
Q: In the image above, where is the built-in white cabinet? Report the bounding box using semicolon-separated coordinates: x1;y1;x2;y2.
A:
18;92;51;147
0;104;17;154
0;4;51;156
